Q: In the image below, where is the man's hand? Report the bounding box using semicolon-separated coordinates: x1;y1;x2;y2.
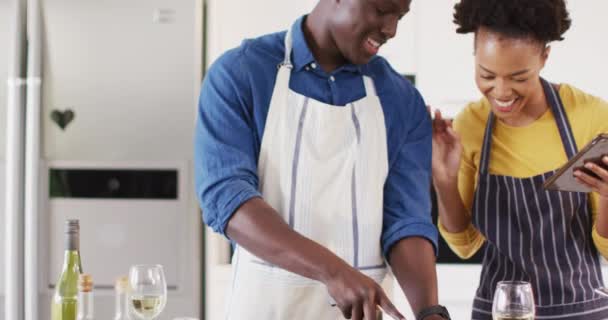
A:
323;263;405;320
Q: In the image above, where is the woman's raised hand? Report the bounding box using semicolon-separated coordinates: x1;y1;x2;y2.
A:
430;108;463;188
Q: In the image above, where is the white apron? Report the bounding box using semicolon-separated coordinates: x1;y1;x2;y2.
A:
224;25;390;320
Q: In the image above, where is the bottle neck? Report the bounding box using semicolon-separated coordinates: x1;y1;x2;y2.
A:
65;230;79;251
64;230;83;272
62;250;81;273
53;229;82;299
77;291;94;319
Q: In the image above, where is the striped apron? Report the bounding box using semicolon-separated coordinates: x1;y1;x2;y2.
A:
223;23;389;319
470;78;608;319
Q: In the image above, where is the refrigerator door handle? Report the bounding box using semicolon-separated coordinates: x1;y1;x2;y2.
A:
24;0;43;318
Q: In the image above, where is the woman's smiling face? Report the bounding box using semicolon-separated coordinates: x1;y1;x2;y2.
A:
474;27;550;126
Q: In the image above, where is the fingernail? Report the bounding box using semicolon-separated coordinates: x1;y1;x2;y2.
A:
574;171;581;177
585;163;593;169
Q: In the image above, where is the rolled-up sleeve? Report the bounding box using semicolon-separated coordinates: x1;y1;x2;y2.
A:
381;92;438;259
194;49;262;237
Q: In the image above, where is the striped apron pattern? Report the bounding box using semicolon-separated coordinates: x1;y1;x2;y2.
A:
223;23;389;319
470;78;608;319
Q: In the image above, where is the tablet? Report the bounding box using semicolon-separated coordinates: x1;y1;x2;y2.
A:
543;133;608;192
595;287;608;298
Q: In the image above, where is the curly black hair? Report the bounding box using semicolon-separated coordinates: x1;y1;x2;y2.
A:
453;0;572;43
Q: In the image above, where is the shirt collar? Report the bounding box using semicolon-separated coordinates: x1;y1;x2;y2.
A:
291;15;362;74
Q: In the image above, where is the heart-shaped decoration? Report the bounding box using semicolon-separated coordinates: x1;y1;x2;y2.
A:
51;109;75;130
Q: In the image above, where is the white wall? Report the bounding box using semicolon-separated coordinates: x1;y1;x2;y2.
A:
206;0;317;66
400;0;478;117
543;1;608;98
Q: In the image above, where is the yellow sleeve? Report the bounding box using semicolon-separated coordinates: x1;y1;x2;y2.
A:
590;194;608;259
438;220;486;259
588;92;608;134
584;91;608;258
437;104;486;259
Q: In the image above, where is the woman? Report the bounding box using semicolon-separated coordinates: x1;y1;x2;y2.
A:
433;0;608;318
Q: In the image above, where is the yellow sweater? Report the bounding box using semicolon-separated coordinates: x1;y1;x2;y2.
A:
439;83;608;259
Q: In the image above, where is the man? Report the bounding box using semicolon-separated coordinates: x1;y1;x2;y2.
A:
195;0;449;319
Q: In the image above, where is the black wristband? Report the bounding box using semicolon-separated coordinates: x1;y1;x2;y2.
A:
416;304;451;320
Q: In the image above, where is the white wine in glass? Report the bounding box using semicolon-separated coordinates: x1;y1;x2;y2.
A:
131;294;166;318
492;281;535;320
129;264;167;320
494;316;534;320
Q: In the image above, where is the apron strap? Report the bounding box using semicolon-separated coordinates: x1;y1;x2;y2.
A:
541;78;579;159
478;111;496;174
362;76;377;97
279;23;295;69
478;77;578;174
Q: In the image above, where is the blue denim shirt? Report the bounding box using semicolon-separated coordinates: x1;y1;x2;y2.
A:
195;16;438;259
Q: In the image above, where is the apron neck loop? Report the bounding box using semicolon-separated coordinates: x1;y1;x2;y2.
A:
280;20;376;100
279;24;295;70
478;77;578;175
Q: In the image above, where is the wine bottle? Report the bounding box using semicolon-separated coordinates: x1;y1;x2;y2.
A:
114;276;131;320
77;273;94;320
51;219;82;320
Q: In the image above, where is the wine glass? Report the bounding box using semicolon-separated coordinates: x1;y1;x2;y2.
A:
595;286;608;298
128;264;167;320
492;281;535;320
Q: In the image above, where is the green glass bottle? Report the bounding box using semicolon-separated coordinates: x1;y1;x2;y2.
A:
51;219;83;320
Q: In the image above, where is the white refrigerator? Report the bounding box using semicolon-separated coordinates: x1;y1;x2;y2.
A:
2;0;204;319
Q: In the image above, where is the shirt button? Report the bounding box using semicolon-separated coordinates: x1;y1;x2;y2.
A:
305;66;310;71
311;63;317;69
329;76;335;82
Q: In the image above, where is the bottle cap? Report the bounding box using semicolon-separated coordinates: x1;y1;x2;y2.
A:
79;273;93;292
65;219;79;234
64;219;80;251
115;275;129;293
